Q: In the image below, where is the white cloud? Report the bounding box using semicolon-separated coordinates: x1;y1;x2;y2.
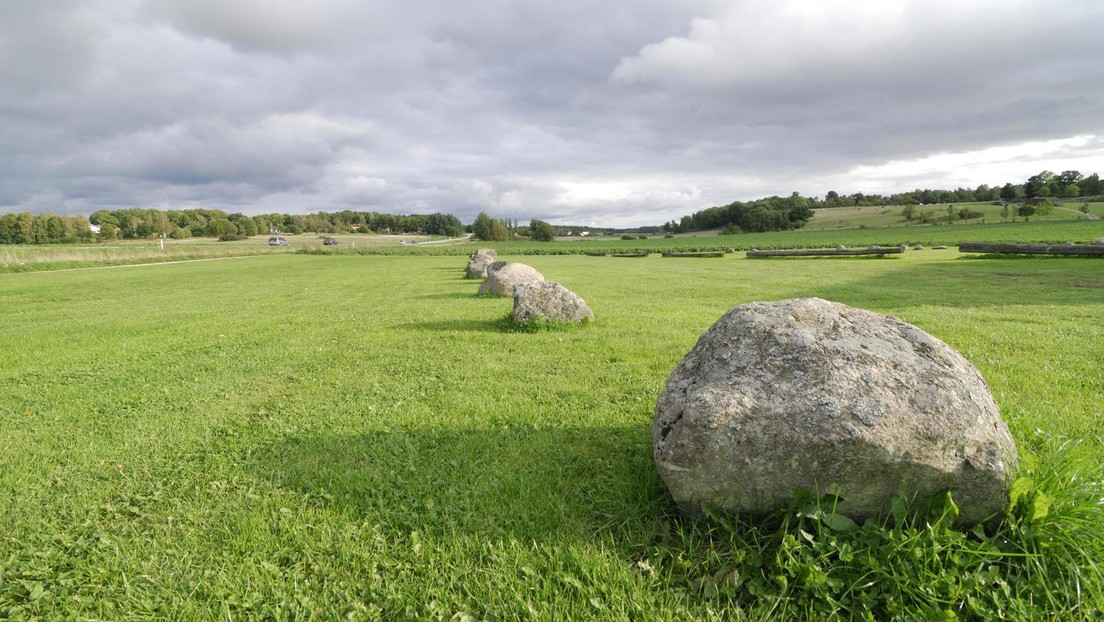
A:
1;1;1102;226
613;0;1062;93
837;135;1104;194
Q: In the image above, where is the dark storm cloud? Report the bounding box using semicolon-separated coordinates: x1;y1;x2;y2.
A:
1;0;1101;225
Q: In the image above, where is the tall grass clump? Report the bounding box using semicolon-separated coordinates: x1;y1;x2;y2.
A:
626;440;1103;620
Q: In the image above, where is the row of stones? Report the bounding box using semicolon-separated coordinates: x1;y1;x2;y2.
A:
469;248;1019;525
466;249;594;325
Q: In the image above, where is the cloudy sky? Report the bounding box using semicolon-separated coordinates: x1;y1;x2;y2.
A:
2;0;1102;227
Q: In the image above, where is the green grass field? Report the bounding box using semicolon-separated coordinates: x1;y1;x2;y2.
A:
801;201;1104;231
2;231;1103;619
0;233;451;273
2;214;1101;274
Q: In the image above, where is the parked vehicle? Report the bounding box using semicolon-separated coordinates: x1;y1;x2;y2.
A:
268;237;289;246
322;237;339;245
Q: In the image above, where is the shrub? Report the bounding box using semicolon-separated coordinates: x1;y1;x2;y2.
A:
530;219;557;242
218;234;246;242
472;212;512;241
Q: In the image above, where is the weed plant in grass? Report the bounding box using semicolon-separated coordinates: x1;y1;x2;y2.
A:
1;251;1101;620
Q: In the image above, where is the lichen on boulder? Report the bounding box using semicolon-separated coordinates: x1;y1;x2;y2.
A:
466;249;497;279
478;262;544;297
512;281;594;325
653;297;1019;525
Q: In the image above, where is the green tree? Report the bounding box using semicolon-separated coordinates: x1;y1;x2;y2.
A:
92;211;119;240
1025;171;1056;198
1079;173;1100;195
901;205;917;221
472;212;511;241
424;213;464;237
529;219;557;242
71;216;94;242
230;214;257;237
999;183;1021;201
1017;205;1036;221
207;218;238;237
45;213;65;243
0;214;14;244
14;213;35;244
1056;170;1083;194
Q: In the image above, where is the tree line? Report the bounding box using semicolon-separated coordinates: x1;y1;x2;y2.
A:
0;212;96;245
666;169;1101;233
0;208;466;244
4;169;1099;244
813;170;1100;209
663;193;814;234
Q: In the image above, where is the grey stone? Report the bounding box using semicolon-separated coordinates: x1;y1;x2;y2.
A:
1092;238;1104;246
513;281;594;324
478;262;544;296
466;249;497;279
653;297;1018;524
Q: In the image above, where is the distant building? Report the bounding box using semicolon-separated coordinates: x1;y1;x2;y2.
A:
89;224;102;234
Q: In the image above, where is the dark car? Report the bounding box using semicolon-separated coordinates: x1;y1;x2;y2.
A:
268;237;289;246
322;237;339;245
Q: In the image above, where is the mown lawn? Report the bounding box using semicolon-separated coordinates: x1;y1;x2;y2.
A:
1;249;1101;620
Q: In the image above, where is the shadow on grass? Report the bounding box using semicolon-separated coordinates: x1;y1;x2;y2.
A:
251;423;666;541
810;255;1104;310
415;291;477;301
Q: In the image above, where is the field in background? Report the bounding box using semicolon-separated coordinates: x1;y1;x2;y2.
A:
2;248;1101;619
2;208;1102;273
802;200;1104;231
0;232;457;273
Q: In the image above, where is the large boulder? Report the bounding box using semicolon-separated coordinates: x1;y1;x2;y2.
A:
513;281;594;325
478;262;544;297
466;249;497;279
653;297;1019;524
